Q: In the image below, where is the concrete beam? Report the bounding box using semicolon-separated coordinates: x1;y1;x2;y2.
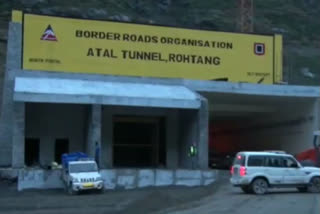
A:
209;104;276;113
14;77;201;109
15;92;201;110
16;67;320;98
184;79;320;98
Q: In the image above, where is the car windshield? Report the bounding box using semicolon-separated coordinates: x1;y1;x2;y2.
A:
69;163;98;173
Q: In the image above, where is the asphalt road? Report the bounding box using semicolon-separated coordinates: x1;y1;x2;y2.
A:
0;176;319;214
156;181;320;214
0;180;216;214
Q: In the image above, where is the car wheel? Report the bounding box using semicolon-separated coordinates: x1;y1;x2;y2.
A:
241;186;253;194
297;187;308;193
308;176;320;193
99;188;105;194
251;178;268;195
64;183;69;193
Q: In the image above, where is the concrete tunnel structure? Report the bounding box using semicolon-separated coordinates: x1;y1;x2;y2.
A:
0;20;319;190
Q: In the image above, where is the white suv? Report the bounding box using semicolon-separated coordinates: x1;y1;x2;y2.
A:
230;151;320;195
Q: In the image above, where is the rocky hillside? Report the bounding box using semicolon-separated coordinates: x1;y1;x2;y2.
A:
0;0;319;85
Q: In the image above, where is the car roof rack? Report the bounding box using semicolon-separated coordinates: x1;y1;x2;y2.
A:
77;158;95;161
263;150;286;154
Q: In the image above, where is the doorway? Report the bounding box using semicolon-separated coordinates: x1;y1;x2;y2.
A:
25;138;40;167
113;116;165;168
55;139;69;164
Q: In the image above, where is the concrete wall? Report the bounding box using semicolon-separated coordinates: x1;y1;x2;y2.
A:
18;102;202;170
219;100;319;155
0;168;19;180
17;168;217;191
251;101;318;154
25;103;88;166
18;169;64;190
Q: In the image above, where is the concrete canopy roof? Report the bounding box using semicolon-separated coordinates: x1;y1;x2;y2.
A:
16;69;320;98
184;79;320;98
13;77;201;109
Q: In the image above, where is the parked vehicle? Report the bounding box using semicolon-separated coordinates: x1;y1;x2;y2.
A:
61;152;104;195
209;152;235;169
296;130;320;167
230;151;320;195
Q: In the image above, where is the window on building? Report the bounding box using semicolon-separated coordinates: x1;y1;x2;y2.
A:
55;139;69;164
25;138;40;166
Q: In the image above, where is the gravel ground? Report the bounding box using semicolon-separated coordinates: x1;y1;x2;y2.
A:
155;180;320;214
1;172;318;214
0;179;220;214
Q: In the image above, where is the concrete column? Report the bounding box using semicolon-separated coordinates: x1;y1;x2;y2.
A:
86;105;102;161
178;96;209;170
313;99;320;131
101;106;113;168
12;102;25;168
0;23;21;166
178;109;197;169
166;110;179;168
197;97;209;169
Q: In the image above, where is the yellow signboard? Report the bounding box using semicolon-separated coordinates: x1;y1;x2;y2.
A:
22;13;283;84
12;10;23;23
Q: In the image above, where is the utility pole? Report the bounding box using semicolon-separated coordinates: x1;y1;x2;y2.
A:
238;0;254;33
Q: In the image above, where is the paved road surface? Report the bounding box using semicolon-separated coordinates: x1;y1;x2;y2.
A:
0;180;216;214
156;180;320;214
0;175;319;214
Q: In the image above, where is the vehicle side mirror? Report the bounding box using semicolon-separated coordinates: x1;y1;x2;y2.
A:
291;163;298;168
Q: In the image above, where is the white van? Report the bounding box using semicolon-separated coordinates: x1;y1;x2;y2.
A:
230;151;320;195
62;160;104;195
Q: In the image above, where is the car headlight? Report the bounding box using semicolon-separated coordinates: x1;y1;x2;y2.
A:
72;178;79;183
96;177;103;181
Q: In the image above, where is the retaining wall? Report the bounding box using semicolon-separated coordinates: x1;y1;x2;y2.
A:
0;168;19;180
17;168;217;191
